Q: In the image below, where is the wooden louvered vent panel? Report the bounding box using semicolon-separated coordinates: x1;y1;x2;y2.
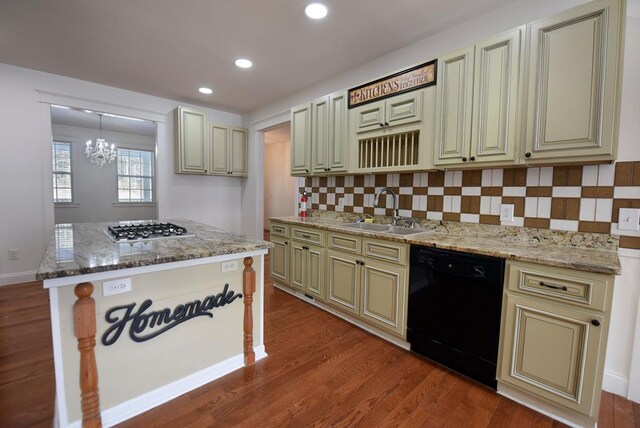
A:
358;131;420;169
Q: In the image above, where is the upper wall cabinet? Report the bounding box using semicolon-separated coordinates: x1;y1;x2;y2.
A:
352;90;423;134
312;91;349;175
434;26;524;168
522;0;624;164
209;124;248;176
291;90;348;177
175;107;208;174
174;107;247;177
290;103;312;176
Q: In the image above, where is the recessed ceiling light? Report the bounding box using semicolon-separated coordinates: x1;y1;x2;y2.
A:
235;58;253;69
305;2;328;19
199;87;213;95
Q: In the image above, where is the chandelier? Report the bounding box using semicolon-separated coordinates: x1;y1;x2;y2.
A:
85;114;116;167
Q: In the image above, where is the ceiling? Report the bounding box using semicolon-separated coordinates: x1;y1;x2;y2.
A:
0;0;519;113
51;106;157;136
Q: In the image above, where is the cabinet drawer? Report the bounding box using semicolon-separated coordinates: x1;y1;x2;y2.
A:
270;223;289;238
362;238;408;265
506;260;611;311
292;227;325;246
328;233;362;254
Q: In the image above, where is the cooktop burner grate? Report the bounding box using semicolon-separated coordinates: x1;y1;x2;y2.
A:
105;222;195;242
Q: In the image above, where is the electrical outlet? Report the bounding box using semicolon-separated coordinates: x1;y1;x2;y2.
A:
8;248;19;260
221;260;238;272
618;208;640;231
500;204;514;222
103;278;132;296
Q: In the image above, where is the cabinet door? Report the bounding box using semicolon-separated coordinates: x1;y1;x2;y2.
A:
434;47;475;166
290;241;306;292
311;96;330;174
470;27;523;165
499;293;604;416
360;259;407;336
176;107;207;173
230;127;248;176
353;100;385;133
305;244;326;301
290;103;312;176
327;91;348;172
327;250;360;315
524;0;622;162
385;91;422;128
269;236;289;286
209;123;229;175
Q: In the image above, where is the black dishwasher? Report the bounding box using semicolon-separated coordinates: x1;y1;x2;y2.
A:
408;246;505;389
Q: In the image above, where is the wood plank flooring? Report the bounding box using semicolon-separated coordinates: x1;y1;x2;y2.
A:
0;254;638;427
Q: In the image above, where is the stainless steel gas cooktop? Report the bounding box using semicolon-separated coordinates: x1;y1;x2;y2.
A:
105;221;195;242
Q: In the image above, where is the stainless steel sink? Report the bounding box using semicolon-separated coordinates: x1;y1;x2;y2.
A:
340;222;428;236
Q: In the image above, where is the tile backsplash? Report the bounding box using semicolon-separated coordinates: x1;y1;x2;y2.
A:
300;162;640;250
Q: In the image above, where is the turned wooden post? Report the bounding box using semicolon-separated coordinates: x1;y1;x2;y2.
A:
243;257;256;366
74;282;102;428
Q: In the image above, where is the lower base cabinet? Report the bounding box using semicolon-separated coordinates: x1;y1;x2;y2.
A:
327;249;407;337
291;241;326;301
269;235;289;285
498;260;614;423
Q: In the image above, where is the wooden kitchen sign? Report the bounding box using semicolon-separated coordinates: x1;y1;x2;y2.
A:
348;59;437;108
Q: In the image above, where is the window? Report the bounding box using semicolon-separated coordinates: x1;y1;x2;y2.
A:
117;148;154;203
52;142;73;203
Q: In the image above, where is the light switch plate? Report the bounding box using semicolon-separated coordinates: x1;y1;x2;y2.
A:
618;208;640;231
500;204;514;222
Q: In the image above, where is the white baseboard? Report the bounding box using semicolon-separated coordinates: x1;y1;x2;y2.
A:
0;270;36;286
602;369;629;397
63;345;267;428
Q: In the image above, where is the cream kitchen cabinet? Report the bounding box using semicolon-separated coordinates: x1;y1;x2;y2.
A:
351;91;423;134
498;260;614;426
174;106;208;174
327;234;408;337
269;223;290;286
522;0;624;164
209;124;248;176
311;91;348;174
174;106;247;176
290;103;312;176
434;26;524;168
290;227;326;301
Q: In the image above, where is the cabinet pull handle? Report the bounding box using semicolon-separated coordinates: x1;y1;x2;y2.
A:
284;242;288;245
461;157;468;162
539;281;568;291
525;152;532;158
384;122;389;126
469;156;475;161
302;234;311;238
302;246;309;250
591;320;601;327
305;169;309;173
379;123;384;127
356;260;361;265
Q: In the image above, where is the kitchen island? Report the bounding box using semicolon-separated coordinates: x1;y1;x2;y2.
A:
36;219;272;428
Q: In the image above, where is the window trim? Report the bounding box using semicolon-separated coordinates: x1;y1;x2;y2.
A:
52;141;75;205
115;146;156;204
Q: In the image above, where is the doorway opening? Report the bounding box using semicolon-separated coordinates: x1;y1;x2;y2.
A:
50;104;158;224
263;122;296;237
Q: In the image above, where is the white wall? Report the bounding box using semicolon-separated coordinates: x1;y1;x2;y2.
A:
263;138;295;230
0;63;243;285
241;0;640;401
52;124;157;223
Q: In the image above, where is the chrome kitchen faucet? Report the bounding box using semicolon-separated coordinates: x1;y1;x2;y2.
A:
374;187;401;226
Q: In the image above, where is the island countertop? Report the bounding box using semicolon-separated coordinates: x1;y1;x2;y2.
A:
36;219;273;280
270;214;621;275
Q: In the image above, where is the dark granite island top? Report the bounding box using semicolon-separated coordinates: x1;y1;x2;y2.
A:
37;219;273;281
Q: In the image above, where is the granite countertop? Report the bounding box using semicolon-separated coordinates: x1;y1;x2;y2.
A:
270;213;621;275
36;219;273;280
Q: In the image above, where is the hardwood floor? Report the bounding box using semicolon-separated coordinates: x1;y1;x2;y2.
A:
0;257;638;427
